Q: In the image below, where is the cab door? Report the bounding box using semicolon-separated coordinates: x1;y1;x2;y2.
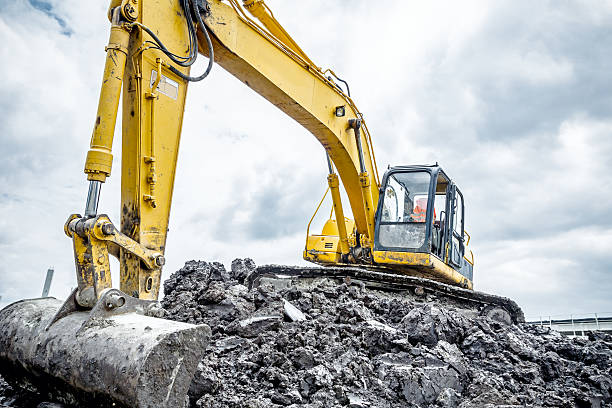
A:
447;183;465;268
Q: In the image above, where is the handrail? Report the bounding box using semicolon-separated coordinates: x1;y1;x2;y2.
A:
464;229;471;246
464;250;474;266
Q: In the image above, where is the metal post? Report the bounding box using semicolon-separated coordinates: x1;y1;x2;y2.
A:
42;268;54;297
595;313;600;330
571;314;576;337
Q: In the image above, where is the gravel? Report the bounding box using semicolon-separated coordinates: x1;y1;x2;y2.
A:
1;258;611;407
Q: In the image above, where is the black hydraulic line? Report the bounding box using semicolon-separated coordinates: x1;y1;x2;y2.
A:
132;0;197;67
130;0;213;81
164;0;198;65
134;23;197;67
349;118;366;173
167;0;214;82
326;71;351;97
334;76;350;97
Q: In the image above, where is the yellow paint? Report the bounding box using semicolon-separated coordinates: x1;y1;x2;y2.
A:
119;0;191;299
83;16;131;182
303;232;341;265
373;250;473;289
358;171;376;248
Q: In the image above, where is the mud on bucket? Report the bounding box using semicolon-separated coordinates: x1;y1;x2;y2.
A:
0;294;210;408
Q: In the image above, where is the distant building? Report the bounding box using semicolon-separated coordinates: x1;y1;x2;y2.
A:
528;314;612;337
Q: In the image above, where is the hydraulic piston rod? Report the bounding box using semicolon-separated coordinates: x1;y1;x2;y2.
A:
84;180;102;217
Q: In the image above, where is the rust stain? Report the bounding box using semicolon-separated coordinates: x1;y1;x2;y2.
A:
121;203;140;239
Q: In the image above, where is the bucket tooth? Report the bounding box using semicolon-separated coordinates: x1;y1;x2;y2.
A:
0;294;210;408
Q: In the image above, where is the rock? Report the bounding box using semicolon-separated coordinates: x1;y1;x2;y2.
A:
189;362;221;400
347;392;369;407
400;306;439;346
290;347;316;369
283;299;306;322
366;319;397;333
230;258;256;284
436;388;460;407
231;315;282;337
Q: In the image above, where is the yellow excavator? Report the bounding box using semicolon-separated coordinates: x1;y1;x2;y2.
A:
0;1;522;407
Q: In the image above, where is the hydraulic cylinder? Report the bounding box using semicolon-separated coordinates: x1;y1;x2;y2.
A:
327;173;350;255
84;13;131;182
349;118;376;248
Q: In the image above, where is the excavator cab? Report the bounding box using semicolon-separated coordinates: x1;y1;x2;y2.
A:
371;165;473;288
304;164;474;289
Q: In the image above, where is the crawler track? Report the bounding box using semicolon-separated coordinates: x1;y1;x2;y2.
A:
253;265;525;324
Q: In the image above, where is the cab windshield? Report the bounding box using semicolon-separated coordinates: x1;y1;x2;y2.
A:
378;171;431;249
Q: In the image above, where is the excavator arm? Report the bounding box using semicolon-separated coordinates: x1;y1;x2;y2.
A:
73;0;383;308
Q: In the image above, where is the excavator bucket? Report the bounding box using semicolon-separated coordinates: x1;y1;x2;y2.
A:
0;289;210;407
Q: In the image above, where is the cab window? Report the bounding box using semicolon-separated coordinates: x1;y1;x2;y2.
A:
378;171;431;249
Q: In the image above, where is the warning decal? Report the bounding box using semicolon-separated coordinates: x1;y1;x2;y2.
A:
150;70;179;100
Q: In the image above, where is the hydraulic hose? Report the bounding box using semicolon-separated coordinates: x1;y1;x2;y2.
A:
130;0;214;82
167;0;214;82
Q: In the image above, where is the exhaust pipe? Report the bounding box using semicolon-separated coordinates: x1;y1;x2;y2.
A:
0;290;210;407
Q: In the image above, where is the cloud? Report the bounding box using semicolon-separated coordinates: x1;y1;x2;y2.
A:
1;0;611;320
27;0;72;36
477;225;612;318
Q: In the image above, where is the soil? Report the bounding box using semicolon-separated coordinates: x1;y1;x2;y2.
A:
1;259;611;408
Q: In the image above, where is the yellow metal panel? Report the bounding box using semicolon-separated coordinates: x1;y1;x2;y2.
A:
372;250;473;290
327;174;349;254
119;0;191;299
373;250;432;267
304;235;341;265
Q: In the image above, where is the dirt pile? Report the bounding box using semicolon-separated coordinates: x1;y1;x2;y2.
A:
161;259;612;408
1;259;611;408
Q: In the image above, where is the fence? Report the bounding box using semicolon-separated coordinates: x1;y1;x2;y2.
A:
526;313;612;337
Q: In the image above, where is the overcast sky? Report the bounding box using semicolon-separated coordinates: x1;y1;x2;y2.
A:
1;0;611;319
